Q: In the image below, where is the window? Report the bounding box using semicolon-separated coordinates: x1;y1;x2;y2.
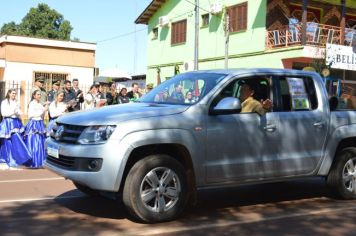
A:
152;27;158;40
277;76;317;112
227;2;248;32
211;77;272;113
201;14;209;27
171;20;187;45
34;72;68;91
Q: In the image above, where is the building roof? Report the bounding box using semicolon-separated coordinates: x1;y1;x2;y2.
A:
0;35;96;51
135;0;166;25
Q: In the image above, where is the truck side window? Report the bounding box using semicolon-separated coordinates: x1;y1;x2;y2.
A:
278;76;318;111
212;77;271;108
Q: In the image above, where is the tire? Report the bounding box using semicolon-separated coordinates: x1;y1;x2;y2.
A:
73;181;100;197
327;147;356;199
123;154;188;223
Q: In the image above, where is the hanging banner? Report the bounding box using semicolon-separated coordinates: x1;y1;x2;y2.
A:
326;44;356;71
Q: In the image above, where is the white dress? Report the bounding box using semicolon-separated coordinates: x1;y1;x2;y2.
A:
1;99;22;118
28;100;45;120
84;93;100;110
49;102;67;119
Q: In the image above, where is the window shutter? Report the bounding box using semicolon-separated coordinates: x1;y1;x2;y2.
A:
171;20;187;44
228;2;248;32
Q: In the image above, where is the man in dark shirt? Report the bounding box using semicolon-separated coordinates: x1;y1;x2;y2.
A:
127;82;142;101
72;78;84;111
63;80;76;112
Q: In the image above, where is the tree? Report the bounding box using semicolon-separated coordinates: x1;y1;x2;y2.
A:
1;3;73;40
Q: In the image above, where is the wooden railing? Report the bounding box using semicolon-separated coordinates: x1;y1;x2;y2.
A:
266;22;356;49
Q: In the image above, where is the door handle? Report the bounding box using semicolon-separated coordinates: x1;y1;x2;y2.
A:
264;124;276;132
313;121;324;128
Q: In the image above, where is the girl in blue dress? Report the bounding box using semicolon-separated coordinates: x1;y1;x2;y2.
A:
0;89;32;168
24;90;49;168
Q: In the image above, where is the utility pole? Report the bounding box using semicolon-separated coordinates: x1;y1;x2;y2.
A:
225;13;230;69
194;0;199;70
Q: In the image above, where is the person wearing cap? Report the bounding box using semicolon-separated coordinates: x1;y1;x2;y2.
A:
31;77;47;105
239;80;272;116
47;81;60;103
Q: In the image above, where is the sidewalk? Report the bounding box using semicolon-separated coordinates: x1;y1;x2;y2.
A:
0;163;25;171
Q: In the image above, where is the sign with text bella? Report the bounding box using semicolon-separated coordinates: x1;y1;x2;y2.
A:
326;44;356;71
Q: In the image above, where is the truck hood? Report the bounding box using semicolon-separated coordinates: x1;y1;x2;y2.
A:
56;102;189;126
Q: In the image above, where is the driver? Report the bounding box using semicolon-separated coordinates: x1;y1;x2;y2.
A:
239;80;272;116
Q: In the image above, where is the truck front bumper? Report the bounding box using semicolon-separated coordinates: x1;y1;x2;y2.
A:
44;137;128;192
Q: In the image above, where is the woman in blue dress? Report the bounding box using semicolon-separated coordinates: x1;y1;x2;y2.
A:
0;89;32;168
24;90;49;168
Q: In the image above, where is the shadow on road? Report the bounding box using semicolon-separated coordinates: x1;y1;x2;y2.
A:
1;177;352;236
54;190;127;220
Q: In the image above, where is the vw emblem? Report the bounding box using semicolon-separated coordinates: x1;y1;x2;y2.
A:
55;126;65;141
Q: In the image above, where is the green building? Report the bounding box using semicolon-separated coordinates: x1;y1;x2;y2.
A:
136;0;356;85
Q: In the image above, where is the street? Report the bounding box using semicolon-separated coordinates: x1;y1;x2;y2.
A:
1;168;356;236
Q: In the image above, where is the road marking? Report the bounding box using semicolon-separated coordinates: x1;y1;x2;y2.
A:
0;177;64;183
136;205;356;235
0;195;84;204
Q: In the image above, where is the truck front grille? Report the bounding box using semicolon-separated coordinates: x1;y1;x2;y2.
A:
47;155;75;168
50;123;86;143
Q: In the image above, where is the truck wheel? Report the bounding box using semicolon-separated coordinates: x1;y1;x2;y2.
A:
123;154;188;223
327;147;356;199
73;181;99;197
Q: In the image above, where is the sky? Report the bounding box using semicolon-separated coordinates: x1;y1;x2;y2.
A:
0;0;152;75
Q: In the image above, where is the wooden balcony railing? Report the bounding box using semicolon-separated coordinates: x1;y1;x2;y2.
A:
266;22;356;49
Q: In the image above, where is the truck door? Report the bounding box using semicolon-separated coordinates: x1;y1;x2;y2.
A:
265;75;329;177
205;76;278;183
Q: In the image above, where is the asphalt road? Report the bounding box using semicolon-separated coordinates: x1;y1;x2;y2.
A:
1;168;356;236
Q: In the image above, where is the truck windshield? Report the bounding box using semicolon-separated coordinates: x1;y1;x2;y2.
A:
140;72;227;105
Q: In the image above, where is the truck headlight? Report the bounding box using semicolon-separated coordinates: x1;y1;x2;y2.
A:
77;125;116;144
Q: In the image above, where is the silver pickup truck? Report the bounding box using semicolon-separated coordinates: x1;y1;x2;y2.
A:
45;69;356;223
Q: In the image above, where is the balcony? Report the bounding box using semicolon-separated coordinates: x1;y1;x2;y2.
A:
266;22;356;49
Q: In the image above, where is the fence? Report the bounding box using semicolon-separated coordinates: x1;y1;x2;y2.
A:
1;81;93;119
266;22;356;49
0;80;147;120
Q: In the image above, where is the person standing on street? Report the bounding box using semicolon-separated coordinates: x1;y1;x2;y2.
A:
72;78;84;111
47;91;68;135
63;80;76;112
95;83;107;107
127;82;142;102
31;77;47;105
118;88;130;104
47;81;60;103
84;84;99;110
106;83;119;105
0;89;31;168
24;90;49;168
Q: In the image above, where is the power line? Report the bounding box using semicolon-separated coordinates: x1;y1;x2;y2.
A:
96;27;147;43
95;7;198;44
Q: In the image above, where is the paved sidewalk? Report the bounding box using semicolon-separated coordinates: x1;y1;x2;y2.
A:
0;163;25;171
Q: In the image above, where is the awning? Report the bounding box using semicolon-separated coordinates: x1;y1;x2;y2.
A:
96;68;132;82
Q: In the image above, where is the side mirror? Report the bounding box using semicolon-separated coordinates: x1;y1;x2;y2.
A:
210;97;241;115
